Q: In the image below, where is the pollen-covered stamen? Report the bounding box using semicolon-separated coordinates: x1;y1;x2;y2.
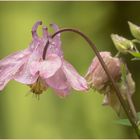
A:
32;20;42;40
29;77;47;95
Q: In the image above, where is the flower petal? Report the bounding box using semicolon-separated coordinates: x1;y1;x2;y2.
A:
42;26;49;39
94;58;120;89
0;61;26;91
14;22;48;85
45;68;71;91
85;51;121;90
29;61;40;76
62;60;88;91
86;52;111;77
54;87;71;97
39;54;62;78
32;20;42;40
14;44;43;84
0;49;30;90
51;23;61;49
14;62;39;85
0;48;31;66
46;24;63;57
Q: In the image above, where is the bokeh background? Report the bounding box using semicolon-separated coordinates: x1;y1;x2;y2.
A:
0;1;140;139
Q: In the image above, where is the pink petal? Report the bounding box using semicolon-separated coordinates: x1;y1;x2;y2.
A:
62;60;88;91
45;68;71;91
0;48;31;66
32;21;42;40
14;47;42;84
54;87;71;97
50;23;60;33
0;78;10;91
0;49;30;90
86;52;121;90
86;52;111;77
28;42;44;61
39;54;62;78
30;61;40;76
42;26;49;39
14;62;39;85
46;24;63;57
14;44;43;84
0;63;25;91
51;23;61;49
14;22;48;85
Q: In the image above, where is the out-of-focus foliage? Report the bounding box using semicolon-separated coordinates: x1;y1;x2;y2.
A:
114;112;140;127
0;1;140;139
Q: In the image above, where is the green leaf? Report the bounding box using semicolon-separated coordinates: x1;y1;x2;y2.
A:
129;51;140;58
114;119;132;126
128;21;140;41
114;112;140;127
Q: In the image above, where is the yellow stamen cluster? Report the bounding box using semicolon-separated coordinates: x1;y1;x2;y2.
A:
29;78;47;96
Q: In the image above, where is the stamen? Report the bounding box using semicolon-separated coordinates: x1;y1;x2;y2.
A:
29;78;46;96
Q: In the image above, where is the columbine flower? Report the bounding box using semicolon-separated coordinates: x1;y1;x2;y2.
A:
0;21;88;97
111;34;135;53
128;21;140;40
30;24;88;96
85;52;135;114
85;52;121;90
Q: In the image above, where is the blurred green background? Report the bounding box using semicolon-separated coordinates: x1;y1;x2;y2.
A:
0;1;140;139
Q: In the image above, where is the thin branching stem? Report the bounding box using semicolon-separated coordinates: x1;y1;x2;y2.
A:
43;28;140;138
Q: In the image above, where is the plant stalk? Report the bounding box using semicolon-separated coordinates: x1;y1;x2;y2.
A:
43;28;140;138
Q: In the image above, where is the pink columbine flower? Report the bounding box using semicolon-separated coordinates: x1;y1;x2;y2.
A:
0;21;88;97
85;51;121;111
30;24;88;96
85;52;135;113
85;52;121;90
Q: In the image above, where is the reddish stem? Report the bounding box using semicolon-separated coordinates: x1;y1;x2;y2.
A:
43;28;140;138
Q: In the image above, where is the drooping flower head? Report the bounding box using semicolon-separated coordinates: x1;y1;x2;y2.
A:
30;23;88;96
0;21;88;97
86;52;121;90
85;52;135;113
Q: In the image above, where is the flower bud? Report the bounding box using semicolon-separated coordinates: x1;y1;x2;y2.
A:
128;21;140;40
111;34;134;53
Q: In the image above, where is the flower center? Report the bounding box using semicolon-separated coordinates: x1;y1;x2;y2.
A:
29;78;47;96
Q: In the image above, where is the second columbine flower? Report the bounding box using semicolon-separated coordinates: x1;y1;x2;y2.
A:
85;51;135;113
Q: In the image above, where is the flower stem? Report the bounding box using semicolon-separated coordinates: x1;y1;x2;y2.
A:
43;28;140;138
